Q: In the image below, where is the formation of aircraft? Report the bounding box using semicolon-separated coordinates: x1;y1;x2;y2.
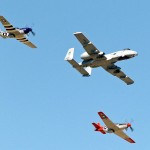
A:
0;16;36;48
92;112;135;143
0;15;136;144
65;32;138;85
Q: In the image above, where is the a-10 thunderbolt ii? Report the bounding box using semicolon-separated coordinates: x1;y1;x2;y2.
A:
65;32;138;85
92;112;135;143
0;16;36;48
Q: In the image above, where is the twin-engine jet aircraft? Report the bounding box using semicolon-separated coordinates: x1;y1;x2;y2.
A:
92;112;135;143
65;32;138;85
0;16;36;48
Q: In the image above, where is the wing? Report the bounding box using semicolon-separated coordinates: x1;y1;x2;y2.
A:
16;36;37;48
102;64;134;85
114;130;135;143
74;32;105;57
98;112;119;131
0;16;20;35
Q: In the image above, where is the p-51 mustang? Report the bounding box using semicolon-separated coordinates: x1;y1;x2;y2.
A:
92;112;135;143
0;16;36;48
65;32;138;85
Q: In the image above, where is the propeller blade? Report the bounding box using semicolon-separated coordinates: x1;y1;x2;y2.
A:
31;31;35;36
130;126;134;132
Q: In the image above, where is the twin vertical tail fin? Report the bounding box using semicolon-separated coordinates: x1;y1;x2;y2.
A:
64;48;74;61
65;48;92;76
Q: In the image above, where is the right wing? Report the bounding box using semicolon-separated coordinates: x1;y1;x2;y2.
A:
102;64;134;85
114;130;135;143
98;112;119;131
74;32;105;57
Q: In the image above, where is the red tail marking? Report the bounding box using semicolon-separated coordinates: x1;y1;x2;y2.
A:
92;123;106;134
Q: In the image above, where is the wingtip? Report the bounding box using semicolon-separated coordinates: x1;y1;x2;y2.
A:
98;112;108;119
125;138;135;143
98;111;103;114
74;32;82;35
127;81;134;85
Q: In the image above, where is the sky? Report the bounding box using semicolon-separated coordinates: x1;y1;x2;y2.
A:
0;0;149;150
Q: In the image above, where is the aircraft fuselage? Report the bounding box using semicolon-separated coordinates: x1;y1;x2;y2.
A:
80;49;138;68
0;27;33;38
103;123;129;133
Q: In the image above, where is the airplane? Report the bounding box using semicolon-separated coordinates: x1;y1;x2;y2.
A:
0;16;37;48
92;112;135;143
64;32;138;85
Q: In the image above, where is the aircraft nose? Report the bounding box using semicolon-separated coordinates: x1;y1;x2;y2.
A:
127;123;131;127
134;51;138;56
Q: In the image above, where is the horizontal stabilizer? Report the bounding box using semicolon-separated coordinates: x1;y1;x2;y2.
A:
65;48;92;76
92;123;100;129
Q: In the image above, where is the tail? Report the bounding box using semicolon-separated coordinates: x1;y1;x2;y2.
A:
92;123;101;131
0;29;6;38
65;48;92;76
0;29;3;38
64;48;74;61
92;122;106;134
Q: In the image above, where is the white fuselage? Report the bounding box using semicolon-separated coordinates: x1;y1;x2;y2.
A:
80;49;138;68
103;123;128;133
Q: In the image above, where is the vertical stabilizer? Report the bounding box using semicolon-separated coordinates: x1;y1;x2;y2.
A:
84;66;92;76
65;48;92;76
64;48;74;60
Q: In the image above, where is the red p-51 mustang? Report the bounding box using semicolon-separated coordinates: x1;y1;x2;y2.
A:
92;112;135;143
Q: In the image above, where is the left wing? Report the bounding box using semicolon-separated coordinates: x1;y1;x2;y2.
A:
16;36;37;48
0;16;20;35
114;130;135;143
102;64;134;85
98;112;119;131
74;32;105;58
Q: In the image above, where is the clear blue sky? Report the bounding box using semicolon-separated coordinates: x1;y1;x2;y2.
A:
0;0;149;149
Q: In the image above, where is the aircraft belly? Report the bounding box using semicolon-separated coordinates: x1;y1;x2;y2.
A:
82;59;112;68
89;60;110;68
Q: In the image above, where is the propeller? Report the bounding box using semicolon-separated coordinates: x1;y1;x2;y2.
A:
130;126;134;132
30;30;35;36
24;24;36;36
29;23;35;36
127;123;134;132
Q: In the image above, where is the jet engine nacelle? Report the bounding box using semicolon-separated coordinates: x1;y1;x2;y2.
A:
80;52;92;60
81;52;105;60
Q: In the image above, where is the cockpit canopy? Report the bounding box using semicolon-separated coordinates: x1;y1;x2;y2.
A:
123;48;131;50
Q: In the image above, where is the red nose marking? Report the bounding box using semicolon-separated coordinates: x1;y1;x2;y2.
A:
127;123;131;127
